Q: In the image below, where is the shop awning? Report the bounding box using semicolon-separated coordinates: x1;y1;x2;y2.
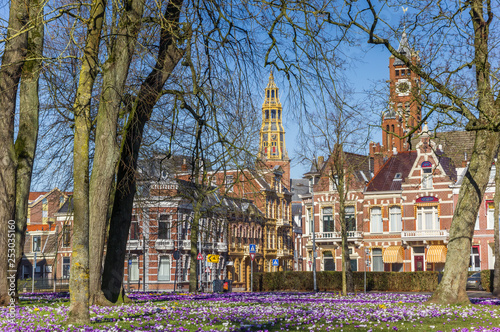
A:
382;246;404;263
427;245;447;263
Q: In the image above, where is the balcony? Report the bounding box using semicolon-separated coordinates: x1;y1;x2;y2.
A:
126;239;143;251
216;242;228;252
155;239;174;251
276;218;290;227
277;249;290;257
181;240;191;250
401;229;449;243
314;231;363;247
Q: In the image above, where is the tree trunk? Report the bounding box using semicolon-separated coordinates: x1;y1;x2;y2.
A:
492;153;500;296
429;130;500;304
189;213;200;292
89;0;145;306
0;0;29;306
101;0;185;303
13;0;44;300
68;0;106;324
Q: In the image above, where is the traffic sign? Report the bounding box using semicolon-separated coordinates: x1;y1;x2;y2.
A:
197;253;203;260
250;253;255;261
205;267;210;273
249;244;256;253
207;254;220;263
272;259;279;266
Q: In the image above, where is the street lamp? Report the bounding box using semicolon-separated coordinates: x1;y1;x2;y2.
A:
364;248;370;293
311;176;317;292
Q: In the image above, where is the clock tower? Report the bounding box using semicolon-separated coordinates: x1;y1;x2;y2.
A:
382;31;422;157
258;71;290;185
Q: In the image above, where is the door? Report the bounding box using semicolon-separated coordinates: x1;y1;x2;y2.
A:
414;256;424;271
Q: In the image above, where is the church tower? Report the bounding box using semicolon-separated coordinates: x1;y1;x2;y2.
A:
381;31;422;157
258;71;290;185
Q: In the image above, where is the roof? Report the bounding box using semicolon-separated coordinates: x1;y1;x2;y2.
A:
366;151;417;192
420;130;475;169
394;31;412;66
29;192;48;202
290;178;309;201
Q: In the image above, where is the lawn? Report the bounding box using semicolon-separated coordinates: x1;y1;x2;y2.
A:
2;291;500;331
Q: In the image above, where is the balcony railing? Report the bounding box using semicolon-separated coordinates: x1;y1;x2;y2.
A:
155;239;174;251
126;239;143;251
277;249;290;257
216;242;228;252
315;231;363;241
276;218;290;227
401;229;449;242
181;240;191;250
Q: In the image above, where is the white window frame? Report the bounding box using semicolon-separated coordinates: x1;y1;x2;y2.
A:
372;248;383;271
130;256;140;281
389;206;402;232
33;236;41;252
422;167;433;189
158;255;171;281
370;207;383;233
416;206;439;230
321;206;334;233
225;175;234;192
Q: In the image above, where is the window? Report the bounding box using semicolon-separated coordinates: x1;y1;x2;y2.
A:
130;220;140;240
271;109;276;118
395;70;399;77
329;175;338;191
323;251;335;271
265;110;269;119
322;207;334;232
422;168;433;189
158;256;171;281
271;90;275;98
372;248;383;271
486;202;499;229
42;210;48;218
307;208;313;234
62;257;70;279
225;175;234;192
345;206;356;232
62;226;71;247
350;259;358;272
416;206;439;230
158;215;171;239
33;236;41;252
130;256;139;281
469;246;480;271
389;206;402;232
370;207;383;233
392;263;403;272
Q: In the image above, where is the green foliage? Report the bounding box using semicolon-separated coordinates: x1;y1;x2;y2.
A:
480;270;494;292
253;271;441;292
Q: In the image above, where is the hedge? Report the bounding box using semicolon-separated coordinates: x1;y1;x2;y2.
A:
253;271;499;292
253;271;440;292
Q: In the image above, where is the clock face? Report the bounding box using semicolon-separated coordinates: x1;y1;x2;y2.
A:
396;80;411;96
271;134;277;140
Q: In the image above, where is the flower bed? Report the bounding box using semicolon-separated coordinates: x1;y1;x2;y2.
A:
3;292;500;331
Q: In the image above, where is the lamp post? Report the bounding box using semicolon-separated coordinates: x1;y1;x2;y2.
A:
364;248;370;293
311;176;317;292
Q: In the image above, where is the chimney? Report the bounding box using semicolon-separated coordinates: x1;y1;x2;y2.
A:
370;141;384;175
318;156;324;168
181;158;188;172
462;152;468;167
392;147;398;155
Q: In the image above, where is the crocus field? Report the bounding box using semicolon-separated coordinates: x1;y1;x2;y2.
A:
2;292;500;331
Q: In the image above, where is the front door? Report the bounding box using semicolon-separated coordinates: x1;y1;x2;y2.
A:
414;256;424;271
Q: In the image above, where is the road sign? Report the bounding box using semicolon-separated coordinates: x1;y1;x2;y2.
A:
205;267;210;273
197;253;203;260
250;253;255;261
249;244;256;253
207;254;220;263
272;259;279;266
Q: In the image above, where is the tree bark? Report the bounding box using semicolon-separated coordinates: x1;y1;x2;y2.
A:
429;130;500;304
89;0;145;306
0;0;29;306
68;0;106;324
492;154;500;296
101;0;185;303
13;0;44;300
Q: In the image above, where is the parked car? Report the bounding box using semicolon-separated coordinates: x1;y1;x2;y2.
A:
466;272;483;291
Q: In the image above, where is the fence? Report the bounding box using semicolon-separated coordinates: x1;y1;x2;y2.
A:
18;278;69;293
